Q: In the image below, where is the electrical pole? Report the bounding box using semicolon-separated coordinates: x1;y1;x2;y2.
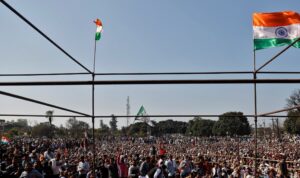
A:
263;120;266;140
276;118;280;141
126;96;130;127
271;118;275;137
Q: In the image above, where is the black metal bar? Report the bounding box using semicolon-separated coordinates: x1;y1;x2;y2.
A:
253;49;258;177
92;35;97;175
0;114;293;118
95;114;284;118
0;114;86;117
255;37;300;73
0;0;93;74
95;71;300;75
92;74;96;175
259;71;300;74
0;72;90;77
0;79;300;86
2;71;300;77
0;90;91;117
259;105;300;117
95;71;253;75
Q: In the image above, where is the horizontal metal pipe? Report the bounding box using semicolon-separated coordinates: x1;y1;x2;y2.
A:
0;114;291;118
95;71;253;75
259;71;300;74
1;71;300;77
0;90;91;117
0;72;90;77
0;79;300;86
0;114;84;118
259;105;300;117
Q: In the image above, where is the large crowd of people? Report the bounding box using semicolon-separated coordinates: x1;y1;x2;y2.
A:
0;134;299;178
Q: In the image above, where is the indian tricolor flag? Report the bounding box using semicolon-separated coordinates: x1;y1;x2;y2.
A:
1;136;9;144
94;18;103;41
253;11;300;50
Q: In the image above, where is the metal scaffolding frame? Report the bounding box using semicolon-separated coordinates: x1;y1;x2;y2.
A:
1;0;300;176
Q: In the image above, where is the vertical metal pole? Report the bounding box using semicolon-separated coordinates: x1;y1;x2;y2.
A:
237;136;240;161
272;118;275;134
276;118;280;141
263;120;266;141
253;49;258;177
126;96;130;127
0;121;3;164
92;39;97;175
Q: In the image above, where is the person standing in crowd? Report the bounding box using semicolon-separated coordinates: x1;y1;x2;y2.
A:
19;162;43;178
50;152;63;178
44;148;54;161
33;160;43;175
159;144;167;157
77;155;90;178
139;156;150;178
86;165;99;178
128;160;139;178
178;156;191;178
42;160;53;178
153;159;166;178
117;154;128;178
278;155;288;178
211;163;221;178
99;159;109;178
150;146;157;157
108;157;119;178
165;155;176;178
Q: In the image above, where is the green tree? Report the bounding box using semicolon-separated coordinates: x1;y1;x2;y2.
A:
5;119;28;129
284;90;300;134
186;117;215;136
97;119;110;136
66;117;89;138
16;119;28;128
286;89;300;111
284;111;300;134
128;122;148;137
4;119;30;136
55;124;67;137
100;120;109;130
6;128;21;137
120;126;128;136
153;120;187;136
31;123;53;137
212;112;251;136
109;115;118;133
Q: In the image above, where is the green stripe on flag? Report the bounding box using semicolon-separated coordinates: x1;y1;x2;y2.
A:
95;32;101;41
254;38;300;50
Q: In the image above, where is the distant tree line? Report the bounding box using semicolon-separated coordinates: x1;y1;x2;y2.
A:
2;89;300;138
2;112;251;138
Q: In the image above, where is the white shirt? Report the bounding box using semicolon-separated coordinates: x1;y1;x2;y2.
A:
78;161;90;174
50;158;62;175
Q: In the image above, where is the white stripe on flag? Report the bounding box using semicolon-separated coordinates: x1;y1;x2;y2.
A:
253;23;300;39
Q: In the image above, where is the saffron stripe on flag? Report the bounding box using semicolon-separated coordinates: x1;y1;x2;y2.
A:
253;11;300;27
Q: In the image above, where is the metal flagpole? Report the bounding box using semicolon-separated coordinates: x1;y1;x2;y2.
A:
92;32;97;175
253;48;258;177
